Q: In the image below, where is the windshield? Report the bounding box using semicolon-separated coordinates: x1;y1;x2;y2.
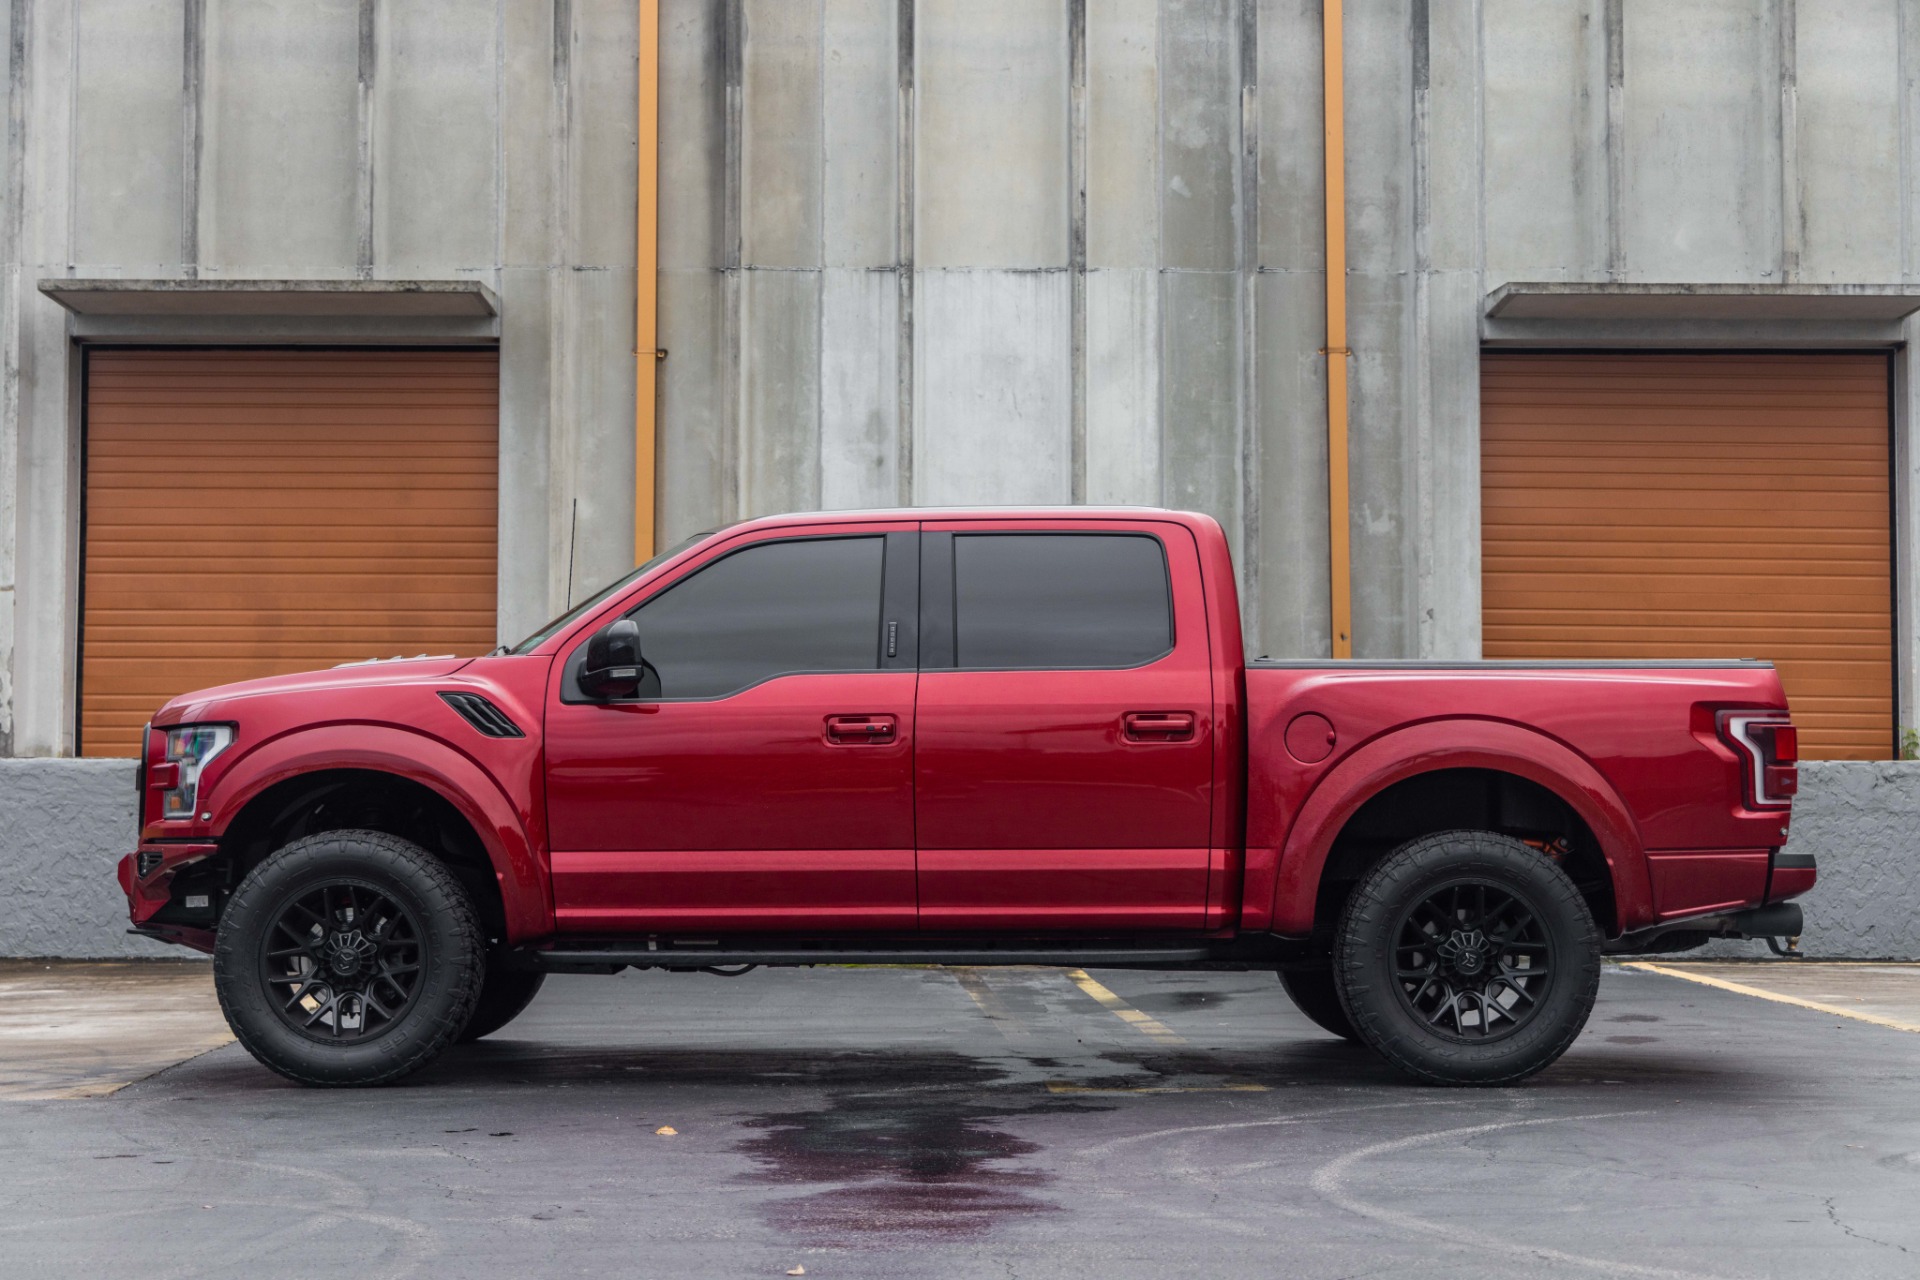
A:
506;529;720;654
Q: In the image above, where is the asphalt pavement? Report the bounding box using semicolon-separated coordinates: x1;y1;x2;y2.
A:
2;959;1918;1279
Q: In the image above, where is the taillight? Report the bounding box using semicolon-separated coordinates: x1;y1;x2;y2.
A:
1720;712;1798;809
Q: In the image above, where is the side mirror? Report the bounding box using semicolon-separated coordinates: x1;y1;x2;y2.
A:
580;618;645;700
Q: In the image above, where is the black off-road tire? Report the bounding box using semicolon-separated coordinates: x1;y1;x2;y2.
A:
1279;967;1361;1042
213;830;485;1087
458;967;546;1042
1333;830;1602;1087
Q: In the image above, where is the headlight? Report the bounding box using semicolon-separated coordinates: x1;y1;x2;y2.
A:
162;725;234;820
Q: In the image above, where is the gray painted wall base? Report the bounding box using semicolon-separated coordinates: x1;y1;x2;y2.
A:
0;759;171;959
1700;760;1920;961
2;758;1915;961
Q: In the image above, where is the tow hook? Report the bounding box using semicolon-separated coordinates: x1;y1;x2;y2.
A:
1766;935;1805;960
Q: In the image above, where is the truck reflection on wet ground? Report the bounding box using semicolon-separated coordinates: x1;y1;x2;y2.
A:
423;1044;1111;1241
739;1083;1101;1242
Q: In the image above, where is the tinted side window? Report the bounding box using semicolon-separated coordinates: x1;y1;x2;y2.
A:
632;536;884;698
952;533;1172;669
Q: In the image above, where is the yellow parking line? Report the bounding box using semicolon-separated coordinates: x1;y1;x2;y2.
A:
1064;969;1187;1045
949;966;1028;1047
1624;962;1920;1035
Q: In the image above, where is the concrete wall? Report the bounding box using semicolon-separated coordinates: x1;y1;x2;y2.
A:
9;3;1920;956
654;0;1920;679
656;0;1296;647
1;0;640;757
1705;762;1920;960
10;1;1920;726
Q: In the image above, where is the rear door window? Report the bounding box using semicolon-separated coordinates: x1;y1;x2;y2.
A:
951;533;1172;670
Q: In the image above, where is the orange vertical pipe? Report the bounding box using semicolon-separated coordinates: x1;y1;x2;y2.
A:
635;0;661;563
1322;0;1353;658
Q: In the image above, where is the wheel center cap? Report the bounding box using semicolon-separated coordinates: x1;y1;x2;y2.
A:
1437;928;1490;976
325;929;376;977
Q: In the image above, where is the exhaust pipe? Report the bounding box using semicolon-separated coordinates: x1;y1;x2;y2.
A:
1604;902;1804;956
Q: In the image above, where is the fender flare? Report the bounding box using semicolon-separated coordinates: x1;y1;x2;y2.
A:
205;724;552;942
1269;718;1653;936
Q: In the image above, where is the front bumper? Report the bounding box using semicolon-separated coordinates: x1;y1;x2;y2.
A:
119;843;220;953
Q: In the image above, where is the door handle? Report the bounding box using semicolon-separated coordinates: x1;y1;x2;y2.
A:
1123;711;1196;742
826;714;897;745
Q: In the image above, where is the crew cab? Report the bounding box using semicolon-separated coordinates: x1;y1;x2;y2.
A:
118;508;1811;1087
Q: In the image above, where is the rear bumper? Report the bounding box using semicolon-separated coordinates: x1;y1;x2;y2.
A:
1769;849;1817;904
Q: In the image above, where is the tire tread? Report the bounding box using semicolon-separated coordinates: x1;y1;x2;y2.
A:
213;829;485;1087
1333;829;1602;1087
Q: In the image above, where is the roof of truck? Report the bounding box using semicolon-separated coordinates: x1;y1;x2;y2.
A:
713;505;1217;530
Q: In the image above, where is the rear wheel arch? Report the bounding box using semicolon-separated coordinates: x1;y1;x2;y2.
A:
1271;721;1650;939
1314;768;1618;942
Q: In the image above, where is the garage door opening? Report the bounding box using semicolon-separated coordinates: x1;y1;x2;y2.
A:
80;348;499;758
1482;352;1894;762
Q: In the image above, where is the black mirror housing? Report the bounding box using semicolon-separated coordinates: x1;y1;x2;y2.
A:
580;618;645;700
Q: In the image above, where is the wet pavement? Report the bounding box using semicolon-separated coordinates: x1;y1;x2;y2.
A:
2;960;1918;1278
0;960;231;1100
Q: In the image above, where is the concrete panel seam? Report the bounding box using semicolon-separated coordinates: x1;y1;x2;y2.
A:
722;0;742;521
356;0;376;278
1238;0;1258;637
181;0;203;275
1779;0;1800;282
1603;0;1623;279
1069;0;1086;505
895;0;913;507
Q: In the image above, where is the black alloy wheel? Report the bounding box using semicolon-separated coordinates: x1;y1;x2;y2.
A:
214;830;484;1086
261;881;426;1043
1390;879;1552;1042
1333;830;1601;1086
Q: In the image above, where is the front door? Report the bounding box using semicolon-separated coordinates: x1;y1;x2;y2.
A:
913;522;1216;931
545;525;919;932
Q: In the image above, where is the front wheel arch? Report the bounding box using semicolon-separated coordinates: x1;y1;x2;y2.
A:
207;725;551;942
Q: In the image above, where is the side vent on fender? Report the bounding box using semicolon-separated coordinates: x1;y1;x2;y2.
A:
438;691;525;739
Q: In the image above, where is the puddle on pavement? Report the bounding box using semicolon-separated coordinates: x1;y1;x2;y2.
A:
1125;989;1238;1014
738;1054;1101;1243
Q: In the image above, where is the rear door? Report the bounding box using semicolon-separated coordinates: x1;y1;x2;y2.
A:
913;520;1215;931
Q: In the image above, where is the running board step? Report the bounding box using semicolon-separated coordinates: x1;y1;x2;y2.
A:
528;945;1216;973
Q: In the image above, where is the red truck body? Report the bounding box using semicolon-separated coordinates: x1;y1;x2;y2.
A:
117;508;1811;1085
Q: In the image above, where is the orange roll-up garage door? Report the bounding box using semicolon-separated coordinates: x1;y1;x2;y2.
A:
81;349;499;758
1482;352;1893;762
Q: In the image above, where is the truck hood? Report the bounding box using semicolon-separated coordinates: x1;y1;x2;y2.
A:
153;656;476;724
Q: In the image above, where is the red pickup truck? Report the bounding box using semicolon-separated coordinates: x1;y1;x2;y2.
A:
118;508;1810;1088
